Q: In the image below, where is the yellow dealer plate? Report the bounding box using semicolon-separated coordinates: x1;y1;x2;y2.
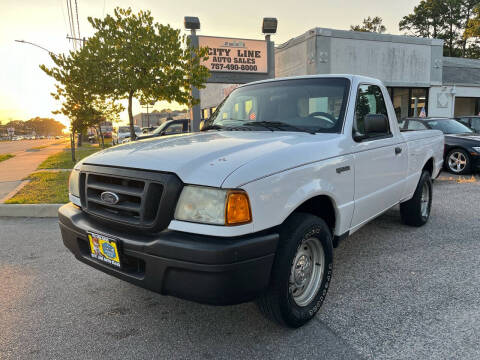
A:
88;232;121;268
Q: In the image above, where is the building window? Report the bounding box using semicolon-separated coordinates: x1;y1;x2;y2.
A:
388;87;429;122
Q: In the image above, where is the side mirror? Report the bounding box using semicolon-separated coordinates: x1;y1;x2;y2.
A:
354;114;390;142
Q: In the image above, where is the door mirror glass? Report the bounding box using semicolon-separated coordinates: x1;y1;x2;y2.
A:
363;114;390;138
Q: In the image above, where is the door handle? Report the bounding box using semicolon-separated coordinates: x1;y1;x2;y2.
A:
395;147;402;155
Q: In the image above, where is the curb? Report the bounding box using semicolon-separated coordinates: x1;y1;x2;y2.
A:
0;204;64;218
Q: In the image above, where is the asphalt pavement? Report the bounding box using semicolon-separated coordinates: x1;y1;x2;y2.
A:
0;175;479;359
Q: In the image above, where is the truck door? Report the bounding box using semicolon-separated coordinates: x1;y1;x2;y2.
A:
350;84;408;231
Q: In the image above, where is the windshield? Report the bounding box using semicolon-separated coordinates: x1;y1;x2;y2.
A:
426;119;473;134
151;121;170;135
206;78;351;133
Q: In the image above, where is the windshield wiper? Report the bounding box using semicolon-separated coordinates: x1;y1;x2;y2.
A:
242;121;316;134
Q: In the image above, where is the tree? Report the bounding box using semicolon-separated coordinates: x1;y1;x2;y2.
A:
351;16;387;33
79;7;210;140
41;51;123;160
400;0;480;58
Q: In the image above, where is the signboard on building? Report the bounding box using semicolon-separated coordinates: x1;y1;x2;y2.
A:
198;36;268;74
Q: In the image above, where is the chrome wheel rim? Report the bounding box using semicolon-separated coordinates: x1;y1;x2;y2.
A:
289;237;325;307
448;152;467;173
420;182;430;218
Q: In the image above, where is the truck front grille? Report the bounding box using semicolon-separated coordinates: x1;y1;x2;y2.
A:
79;164;183;232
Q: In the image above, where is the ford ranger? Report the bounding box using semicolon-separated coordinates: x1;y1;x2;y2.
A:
59;75;444;328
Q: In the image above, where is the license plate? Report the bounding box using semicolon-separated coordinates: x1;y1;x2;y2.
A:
88;232;121;268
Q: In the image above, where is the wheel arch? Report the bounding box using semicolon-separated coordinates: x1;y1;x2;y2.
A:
285;194;340;244
422;157;434;176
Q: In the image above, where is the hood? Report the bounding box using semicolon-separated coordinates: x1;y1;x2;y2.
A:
83;131;341;187
445;133;480;142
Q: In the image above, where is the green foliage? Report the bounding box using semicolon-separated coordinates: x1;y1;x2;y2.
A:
351;16;387;33
400;0;480;58
3;118;65;136
79;7;209;139
0;154;15;163
5;171;70;204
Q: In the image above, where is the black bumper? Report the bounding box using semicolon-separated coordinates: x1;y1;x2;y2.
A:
472;153;480;171
58;203;279;305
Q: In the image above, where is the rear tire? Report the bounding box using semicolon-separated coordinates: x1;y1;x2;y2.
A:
256;213;333;328
400;170;432;227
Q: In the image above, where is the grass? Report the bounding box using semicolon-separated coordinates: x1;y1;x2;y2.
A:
0;154;15;162
38;145;102;169
5;171;70;204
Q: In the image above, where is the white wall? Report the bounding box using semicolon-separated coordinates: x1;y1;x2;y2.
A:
429;85;480;117
329;39;432;87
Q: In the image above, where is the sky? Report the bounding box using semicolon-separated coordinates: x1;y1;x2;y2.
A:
0;0;421;127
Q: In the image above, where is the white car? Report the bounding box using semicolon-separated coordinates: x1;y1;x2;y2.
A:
112;125;142;145
60;75;444;328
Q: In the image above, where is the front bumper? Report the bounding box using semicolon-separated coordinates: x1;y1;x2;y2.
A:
58;203;279;305
471;153;480;171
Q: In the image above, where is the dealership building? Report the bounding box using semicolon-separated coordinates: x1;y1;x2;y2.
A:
199;27;480;121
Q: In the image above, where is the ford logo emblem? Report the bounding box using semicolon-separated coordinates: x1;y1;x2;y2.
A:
100;191;120;205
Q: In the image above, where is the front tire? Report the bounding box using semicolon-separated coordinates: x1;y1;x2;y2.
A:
400;170;432;226
256;213;333;328
446;148;471;175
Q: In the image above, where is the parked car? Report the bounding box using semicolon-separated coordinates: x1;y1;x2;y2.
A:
136;119;189;140
112;126;142;145
456;115;480;133
402;117;480;174
60;75;444;328
141;126;158;134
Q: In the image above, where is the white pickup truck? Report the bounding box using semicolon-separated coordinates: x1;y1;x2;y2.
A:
59;75;444;328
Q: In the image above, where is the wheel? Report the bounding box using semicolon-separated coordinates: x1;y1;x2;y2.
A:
400;170;432;227
256;213;333;328
446;148;471;175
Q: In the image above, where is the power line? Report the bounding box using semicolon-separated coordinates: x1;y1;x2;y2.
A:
74;0;80;39
59;0;69;36
66;0;77;49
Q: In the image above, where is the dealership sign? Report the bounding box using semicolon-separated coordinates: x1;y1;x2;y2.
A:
198;36;268;74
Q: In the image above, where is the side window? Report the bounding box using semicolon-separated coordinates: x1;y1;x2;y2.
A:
354;84;390;137
407;120;428;130
470;118;480;131
164;123;183;135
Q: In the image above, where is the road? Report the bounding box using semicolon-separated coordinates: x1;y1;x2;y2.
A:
0;139;67;201
1;176;479;359
0;139;60;154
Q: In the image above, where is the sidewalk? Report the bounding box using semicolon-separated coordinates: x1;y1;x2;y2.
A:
0;142;66;202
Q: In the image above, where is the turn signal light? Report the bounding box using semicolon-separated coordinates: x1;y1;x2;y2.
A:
225;191;252;225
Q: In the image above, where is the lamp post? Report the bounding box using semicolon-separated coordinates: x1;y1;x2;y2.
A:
184;16;201;132
14;39;56;55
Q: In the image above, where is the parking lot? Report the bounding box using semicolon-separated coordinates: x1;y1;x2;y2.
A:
1;175;479;360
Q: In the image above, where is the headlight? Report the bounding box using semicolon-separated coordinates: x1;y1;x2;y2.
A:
69;168;80;197
473;146;480;153
174;185;251;226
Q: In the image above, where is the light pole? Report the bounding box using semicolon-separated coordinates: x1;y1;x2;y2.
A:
184;16;201;132
14;39;56;55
